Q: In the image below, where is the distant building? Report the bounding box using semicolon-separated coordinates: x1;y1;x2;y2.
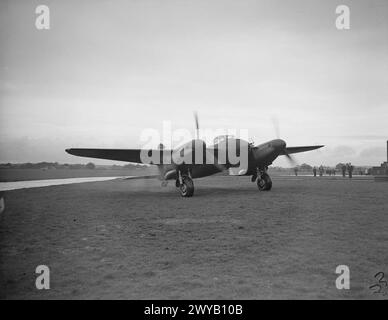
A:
369;140;388;176
369;162;388;176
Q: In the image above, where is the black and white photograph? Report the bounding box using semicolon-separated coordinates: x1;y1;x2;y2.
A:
0;0;387;304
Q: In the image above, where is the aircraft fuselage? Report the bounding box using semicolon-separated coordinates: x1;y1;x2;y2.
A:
157;138;286;180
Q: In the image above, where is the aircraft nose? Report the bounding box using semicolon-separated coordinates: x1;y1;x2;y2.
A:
273;139;286;150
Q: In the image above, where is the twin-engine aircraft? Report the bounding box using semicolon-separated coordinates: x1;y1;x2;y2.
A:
66;114;323;197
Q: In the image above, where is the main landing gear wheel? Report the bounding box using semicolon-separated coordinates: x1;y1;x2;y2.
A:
257;173;272;191
179;176;194;197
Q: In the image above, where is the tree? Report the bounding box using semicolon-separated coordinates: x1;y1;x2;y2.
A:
299;163;312;170
336;163;346;170
85;162;95;169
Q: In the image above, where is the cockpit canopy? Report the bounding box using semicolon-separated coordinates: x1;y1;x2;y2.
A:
213;135;235;145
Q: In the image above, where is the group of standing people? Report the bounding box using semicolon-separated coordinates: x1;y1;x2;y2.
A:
312;166;325;177
293;163;355;178
312;163;354;178
341;163;354;178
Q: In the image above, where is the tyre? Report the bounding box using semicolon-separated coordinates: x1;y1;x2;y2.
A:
257;173;272;191
179;176;194;197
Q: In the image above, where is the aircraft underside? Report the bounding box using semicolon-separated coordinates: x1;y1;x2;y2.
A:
159;162;273;197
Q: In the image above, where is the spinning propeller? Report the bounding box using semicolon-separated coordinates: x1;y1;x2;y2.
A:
271;116;297;167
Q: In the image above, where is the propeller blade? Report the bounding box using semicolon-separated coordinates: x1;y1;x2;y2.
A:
194;111;199;139
270;116;297;167
284;149;297;167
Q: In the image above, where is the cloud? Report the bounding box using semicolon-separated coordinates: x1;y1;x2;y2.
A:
1;0;387;166
329;145;357;157
359;146;386;159
323;135;387;141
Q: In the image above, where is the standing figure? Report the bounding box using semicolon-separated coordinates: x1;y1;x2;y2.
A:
347;163;353;178
342;165;346;177
294;167;298;176
319;165;324;177
313;167;317;177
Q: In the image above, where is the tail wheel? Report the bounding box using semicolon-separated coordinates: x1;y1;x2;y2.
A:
257;173;272;191
179;176;194;197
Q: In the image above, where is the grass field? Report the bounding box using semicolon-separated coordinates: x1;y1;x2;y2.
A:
0;175;387;299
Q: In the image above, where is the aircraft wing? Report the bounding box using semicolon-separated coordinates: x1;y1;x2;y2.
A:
65;148;169;163
280;145;324;155
65;147;227;168
121;175;160;180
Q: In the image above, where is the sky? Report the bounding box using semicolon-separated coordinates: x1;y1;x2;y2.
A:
0;0;387;166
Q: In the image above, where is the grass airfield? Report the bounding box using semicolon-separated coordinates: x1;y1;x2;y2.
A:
0;175;387;299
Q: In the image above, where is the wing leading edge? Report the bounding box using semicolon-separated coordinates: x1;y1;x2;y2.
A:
65;148;145;163
280;145;324;155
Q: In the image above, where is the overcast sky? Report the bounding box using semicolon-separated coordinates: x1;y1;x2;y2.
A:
0;0;387;166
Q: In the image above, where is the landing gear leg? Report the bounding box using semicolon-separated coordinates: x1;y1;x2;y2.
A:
176;169;194;197
256;167;272;191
